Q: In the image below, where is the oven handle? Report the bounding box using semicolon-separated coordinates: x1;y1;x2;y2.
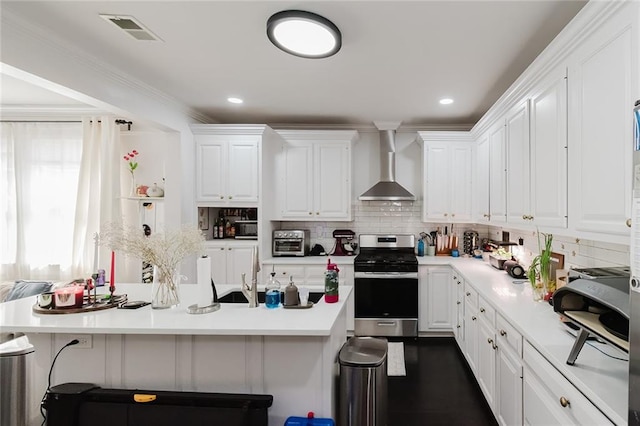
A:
354;272;418;279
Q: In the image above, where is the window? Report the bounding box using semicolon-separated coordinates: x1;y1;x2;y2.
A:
1;122;82;280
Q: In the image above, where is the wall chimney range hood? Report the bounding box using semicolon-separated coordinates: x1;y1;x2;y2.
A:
359;123;415;201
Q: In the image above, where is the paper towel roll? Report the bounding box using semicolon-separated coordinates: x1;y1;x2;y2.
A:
197;255;212;303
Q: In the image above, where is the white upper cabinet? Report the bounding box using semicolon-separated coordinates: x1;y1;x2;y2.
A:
193;125;262;206
567;7;635;237
475;133;491;222
505;101;531;225
529;70;568;228
275;130;357;221
489;122;507;224
419;132;474;222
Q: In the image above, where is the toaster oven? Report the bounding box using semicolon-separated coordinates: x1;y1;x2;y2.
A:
272;230;310;257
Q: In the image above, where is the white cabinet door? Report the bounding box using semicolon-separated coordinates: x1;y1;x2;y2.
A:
476;133;491;222
205;245;227;286
226;244;255;285
477;317;496;412
523;366;571;426
277;131;356;221
464;299;479;374
489;122;507;223
568;14;634;237
196;138;226;202
314;142;350;219
227;139;259;203
195;134;259;205
281;142;314;219
530;70;568;228
421;135;473;222
424;143;450;220
426;267;453;330
506;101;530;225
452;273;464;346
496;345;523;426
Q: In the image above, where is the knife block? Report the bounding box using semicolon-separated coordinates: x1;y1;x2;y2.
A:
436;235;458;256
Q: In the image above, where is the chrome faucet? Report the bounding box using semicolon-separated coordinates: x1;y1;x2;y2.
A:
241;246;260;308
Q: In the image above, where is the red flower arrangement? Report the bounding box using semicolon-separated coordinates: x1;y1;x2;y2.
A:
123;149;139;174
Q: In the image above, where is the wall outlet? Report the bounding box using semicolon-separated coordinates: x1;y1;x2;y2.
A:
74;334;92;349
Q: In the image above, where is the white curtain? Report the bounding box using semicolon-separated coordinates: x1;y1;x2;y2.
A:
0;122;83;281
71;117;121;277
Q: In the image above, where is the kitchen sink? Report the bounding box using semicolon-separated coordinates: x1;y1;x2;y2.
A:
218;291;324;304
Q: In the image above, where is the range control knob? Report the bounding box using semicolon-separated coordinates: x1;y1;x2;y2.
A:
632;278;640;289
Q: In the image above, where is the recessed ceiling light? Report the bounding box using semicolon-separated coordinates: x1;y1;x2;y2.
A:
267;10;341;59
439;98;454;105
227;97;243;104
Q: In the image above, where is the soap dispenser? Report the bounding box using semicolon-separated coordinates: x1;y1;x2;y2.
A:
284;275;299;307
265;266;281;309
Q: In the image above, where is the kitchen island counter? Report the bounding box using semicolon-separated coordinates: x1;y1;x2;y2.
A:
0;284;352;337
1;284;350;426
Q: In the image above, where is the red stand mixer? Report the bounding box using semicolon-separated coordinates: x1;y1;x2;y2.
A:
331;229;356;256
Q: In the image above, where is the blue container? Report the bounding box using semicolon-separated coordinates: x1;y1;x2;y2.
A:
284;416;335;426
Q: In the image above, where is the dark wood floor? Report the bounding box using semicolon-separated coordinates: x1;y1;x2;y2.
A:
387;337;497;426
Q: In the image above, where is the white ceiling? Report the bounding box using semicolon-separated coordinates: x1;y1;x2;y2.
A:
0;1;587;128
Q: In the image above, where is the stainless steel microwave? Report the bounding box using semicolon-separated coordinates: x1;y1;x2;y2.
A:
273;230;310;257
234;220;258;240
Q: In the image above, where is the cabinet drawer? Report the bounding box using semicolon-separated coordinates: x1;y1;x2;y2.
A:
523;341;613;425
464;284;478;308
496;313;522;357
477;296;495;327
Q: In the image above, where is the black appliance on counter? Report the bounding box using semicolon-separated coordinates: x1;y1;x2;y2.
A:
354;234;418;337
553;276;629;365
43;383;273;426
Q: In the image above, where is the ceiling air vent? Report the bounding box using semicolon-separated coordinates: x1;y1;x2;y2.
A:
99;14;162;41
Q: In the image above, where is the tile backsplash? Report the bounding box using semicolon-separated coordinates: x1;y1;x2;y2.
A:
276;201;630;268
277;200;488;253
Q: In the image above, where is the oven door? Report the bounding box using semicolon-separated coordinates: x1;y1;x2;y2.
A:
273;238;304;256
354;271;418;337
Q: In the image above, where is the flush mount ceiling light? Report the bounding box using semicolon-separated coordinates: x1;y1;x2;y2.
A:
267;10;342;59
439;98;454;105
227;97;243;104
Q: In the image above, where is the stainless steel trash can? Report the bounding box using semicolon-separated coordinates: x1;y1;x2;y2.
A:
0;335;34;426
338;336;387;426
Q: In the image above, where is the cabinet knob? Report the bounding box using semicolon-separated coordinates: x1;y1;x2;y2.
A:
444;213;448;217
228;248;232;250
559;397;570;408
316;212;320;215
522;215;527;220
451;213;455;217
480;307;485;313
220;247;224;250
492;342;498;350
500;330;507;336
472;316;477;321
529;215;534;220
309;212;313;215
453;275;457;280
457;325;461;329
457;281;461;285
457;301;461;305
220;196;224;199
627;218;632;228
229;196;233;199
487;338;493;345
483;213;490;218
466;292;471;296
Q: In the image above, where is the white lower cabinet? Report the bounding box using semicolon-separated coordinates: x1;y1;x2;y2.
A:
523;341;613;425
204;241;257;286
496;314;523;426
419;266;453;332
476;297;497;412
452;272;465;345
463;284;479;374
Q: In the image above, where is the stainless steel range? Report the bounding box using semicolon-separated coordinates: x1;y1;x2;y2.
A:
354;234;418;337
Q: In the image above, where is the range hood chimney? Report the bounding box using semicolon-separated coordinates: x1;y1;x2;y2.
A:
359;122;415;201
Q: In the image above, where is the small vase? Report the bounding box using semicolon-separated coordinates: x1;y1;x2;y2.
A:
151;266;180;309
129;172;136;197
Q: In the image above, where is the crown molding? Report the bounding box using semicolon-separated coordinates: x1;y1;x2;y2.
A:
416;131;475;143
190;124;272;135
470;0;628;138
275;129;359;142
0;105;110;119
1;10;213;125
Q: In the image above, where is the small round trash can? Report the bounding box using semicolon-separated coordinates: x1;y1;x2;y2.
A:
338;337;387;426
1;335;34;426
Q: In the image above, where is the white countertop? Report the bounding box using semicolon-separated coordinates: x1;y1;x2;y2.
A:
0;284;352;337
435;257;627;426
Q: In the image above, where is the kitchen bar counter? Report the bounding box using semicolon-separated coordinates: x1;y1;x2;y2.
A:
0;284;352;337
1;284;351;425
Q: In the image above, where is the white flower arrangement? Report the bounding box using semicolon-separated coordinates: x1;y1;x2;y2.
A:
99;222;205;307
